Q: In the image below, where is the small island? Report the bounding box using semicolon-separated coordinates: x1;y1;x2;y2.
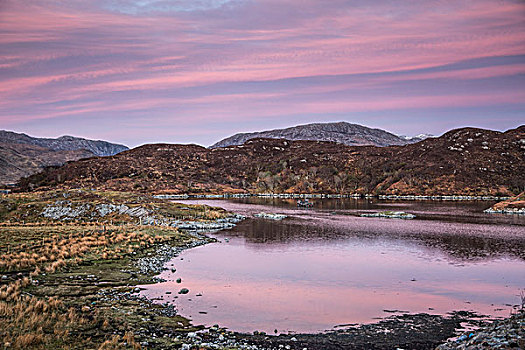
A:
485;192;525;215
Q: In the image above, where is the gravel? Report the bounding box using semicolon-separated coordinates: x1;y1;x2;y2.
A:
436;310;524;349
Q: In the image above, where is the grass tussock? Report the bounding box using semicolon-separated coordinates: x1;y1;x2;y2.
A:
0;290;89;349
0;224;177;274
97;332;141;350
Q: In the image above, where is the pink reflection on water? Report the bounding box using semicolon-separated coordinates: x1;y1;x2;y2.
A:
141;230;525;333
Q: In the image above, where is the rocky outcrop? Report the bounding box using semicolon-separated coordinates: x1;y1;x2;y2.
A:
360;211;416;219
41;200;151;221
40;199;245;230
254;212;288;220
436;310;524;349
211;122;419;148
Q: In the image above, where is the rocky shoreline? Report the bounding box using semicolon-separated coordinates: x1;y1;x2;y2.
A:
436;309;524;349
484;207;525;215
360;211;416;219
135;214;246;277
154;193;511;201
484;192;525;215
254;212;288;220
129;214;521;350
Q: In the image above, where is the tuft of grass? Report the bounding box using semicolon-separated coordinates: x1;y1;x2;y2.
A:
0;288;90;349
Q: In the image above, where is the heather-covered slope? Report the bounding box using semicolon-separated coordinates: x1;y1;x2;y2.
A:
211;122;418;148
19;126;525;196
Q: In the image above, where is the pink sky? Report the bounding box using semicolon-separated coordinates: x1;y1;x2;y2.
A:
0;0;524;147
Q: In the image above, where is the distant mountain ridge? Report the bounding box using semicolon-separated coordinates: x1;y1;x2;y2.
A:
0;130;128;156
0;130;128;185
211;122;425;148
399;133;435;143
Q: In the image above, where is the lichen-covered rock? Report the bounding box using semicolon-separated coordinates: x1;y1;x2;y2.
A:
41;200;91;220
41;200;152;221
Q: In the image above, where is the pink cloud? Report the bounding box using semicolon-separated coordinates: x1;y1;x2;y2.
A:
0;0;524;144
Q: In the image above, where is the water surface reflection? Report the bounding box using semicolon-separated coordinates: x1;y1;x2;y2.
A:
141;199;525;333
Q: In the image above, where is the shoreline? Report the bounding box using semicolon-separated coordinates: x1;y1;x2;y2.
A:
154;193;511;201
132;235;469;349
138;233;518;349
136;207;522;350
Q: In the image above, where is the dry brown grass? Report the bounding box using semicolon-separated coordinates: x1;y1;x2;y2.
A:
0;222;182;349
97;332;141;350
0;223;175;274
0;287;89;349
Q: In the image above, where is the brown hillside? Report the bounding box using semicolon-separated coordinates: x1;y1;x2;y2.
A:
18;126;525;196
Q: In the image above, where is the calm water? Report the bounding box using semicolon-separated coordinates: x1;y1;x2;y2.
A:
141;198;525;334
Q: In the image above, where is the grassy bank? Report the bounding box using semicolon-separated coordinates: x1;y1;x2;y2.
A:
0;190;229;349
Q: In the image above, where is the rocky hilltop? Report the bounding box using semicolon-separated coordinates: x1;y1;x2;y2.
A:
19;126;525;196
0;130;128;156
0;131;129;185
211;122;423;148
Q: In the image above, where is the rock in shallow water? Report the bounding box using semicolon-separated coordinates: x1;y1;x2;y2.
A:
254;212;287;220
360;211;416;219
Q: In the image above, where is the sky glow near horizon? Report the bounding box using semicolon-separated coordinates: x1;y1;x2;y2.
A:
0;0;524;147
